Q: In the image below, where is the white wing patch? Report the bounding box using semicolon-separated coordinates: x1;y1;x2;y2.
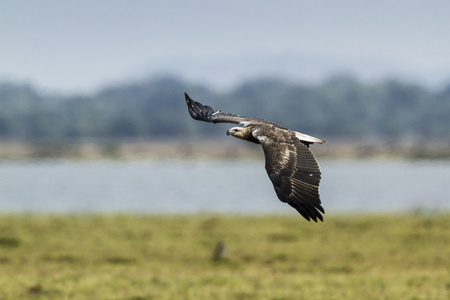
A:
253;129;275;146
252;128;261;139
280;147;291;166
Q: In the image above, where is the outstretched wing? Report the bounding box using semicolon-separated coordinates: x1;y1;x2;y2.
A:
256;127;324;222
185;93;280;126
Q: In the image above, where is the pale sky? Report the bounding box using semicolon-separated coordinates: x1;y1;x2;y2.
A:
1;0;450;93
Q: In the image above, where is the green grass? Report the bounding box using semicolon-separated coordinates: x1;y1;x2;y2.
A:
0;214;448;299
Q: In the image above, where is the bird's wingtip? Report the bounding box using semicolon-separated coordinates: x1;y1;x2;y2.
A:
185;93;196;108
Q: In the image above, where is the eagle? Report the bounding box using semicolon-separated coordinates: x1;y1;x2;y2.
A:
184;93;326;222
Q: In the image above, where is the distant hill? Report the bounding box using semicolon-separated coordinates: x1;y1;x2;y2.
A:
1;75;449;142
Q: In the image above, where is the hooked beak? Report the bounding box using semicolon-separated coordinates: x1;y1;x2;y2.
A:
226;129;232;136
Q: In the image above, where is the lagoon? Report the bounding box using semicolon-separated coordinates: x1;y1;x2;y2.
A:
1;159;449;215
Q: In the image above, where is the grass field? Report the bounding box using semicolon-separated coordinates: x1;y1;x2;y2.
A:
0;214;448;299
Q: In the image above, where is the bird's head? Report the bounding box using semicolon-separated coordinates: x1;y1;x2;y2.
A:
226;126;247;139
227;126;259;144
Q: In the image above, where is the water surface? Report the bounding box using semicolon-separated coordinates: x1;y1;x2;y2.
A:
1;159;449;214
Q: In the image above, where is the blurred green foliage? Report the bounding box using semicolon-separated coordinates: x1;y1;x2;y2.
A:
1;75;449;141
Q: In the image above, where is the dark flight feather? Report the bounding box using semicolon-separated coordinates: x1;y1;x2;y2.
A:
258;131;324;222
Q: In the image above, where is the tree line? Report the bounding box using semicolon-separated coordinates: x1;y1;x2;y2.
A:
0;75;449;142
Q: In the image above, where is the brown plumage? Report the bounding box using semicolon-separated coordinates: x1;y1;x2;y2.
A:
184;93;326;222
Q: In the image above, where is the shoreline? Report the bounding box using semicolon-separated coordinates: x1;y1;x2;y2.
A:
0;139;449;160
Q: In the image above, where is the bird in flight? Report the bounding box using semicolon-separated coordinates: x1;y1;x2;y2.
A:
184;93;326;222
